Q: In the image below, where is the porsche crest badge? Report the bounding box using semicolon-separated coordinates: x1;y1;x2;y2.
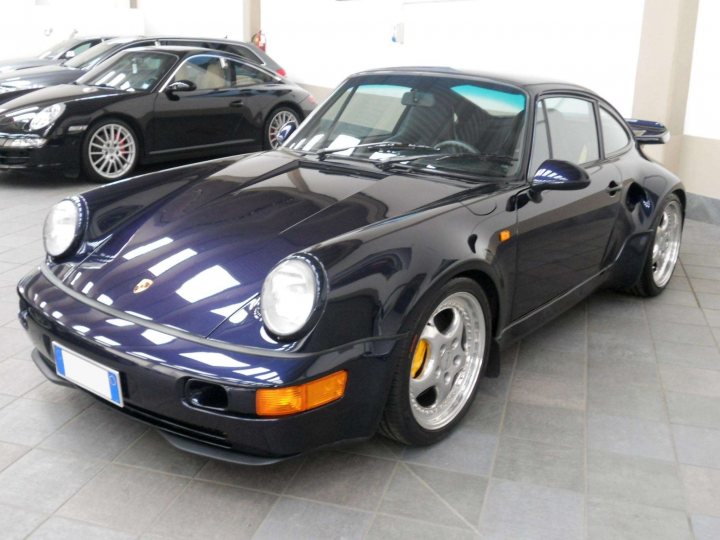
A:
133;278;154;294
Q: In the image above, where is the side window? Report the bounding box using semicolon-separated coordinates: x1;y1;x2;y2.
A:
67;40;96;57
172;56;229;91
529;101;550;175
230;60;273;87
224;45;262;65
544;97;599;165
600;108;630;154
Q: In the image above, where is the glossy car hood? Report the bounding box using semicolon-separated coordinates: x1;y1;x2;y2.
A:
0;64;80;88
61;152;500;339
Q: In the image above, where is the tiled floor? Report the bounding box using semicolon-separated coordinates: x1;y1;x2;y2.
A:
0;171;719;539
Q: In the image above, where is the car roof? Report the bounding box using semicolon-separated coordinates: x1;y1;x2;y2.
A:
352;66;595;96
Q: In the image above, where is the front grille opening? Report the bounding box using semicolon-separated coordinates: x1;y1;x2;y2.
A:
186;380;229;410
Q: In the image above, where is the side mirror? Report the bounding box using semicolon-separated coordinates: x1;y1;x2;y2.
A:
63;51;76;59
531;159;590;192
276;121;298;146
165;80;196;94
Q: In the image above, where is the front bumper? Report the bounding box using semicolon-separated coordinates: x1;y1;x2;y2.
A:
0;132;81;170
18;268;401;462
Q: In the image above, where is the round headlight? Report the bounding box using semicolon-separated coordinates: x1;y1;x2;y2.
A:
30;103;65;131
261;256;322;337
43;199;81;257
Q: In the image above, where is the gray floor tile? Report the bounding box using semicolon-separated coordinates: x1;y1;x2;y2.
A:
704;308;720;328
115;430;207;477
660;364;720;397
462;396;505;434
480;478;584;540
587;413;675;461
681;465;720;517
588;315;651;340
502;402;584;448
0;393;13;409
0;441;29;473
285;451;395;510
57;464;188;535
509;370;585;410
655;341;720;370
379;464;471;528
645;303;707;326
587;292;646;321
343;436;407;460
645;288;699;307
692;515;720;540
666;275;692;291
40;404;147;461
690;277;720;294
0;327;35;361
588;332;655;363
666;391;720;429
698;292;720;310
493;436;584;492
588;356;659;387
367;514;478;540
685;264;720;281
475;347;516;400
254;497;372;540
0;448;103;513
515;346;586;379
22;380;95;409
587;450;685;510
402;426;497;476
588;500;692;539
28;516;136;540
149;480;276;540
673;424;720;468
650;320;716;346
196;454;303;493
0;397;83;446
587;380;666;421
0;502;47;540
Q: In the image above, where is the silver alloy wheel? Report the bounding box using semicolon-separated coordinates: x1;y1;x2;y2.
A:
409;291;485;430
651;200;683;288
267;110;298;149
88;123;137;180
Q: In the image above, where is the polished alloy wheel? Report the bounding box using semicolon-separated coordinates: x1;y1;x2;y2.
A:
267;109;298;149
88;123;137;179
651;200;682;288
409;291;485;430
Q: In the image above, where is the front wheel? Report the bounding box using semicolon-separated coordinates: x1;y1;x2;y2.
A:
379;278;491;446
630;193;683;297
263;107;300;150
82;119;139;183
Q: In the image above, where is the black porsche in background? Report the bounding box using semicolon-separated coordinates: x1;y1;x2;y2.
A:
0;46;314;182
0;36;111;74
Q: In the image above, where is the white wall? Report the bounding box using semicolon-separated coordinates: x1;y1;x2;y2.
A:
262;0;644;115
684;0;720;140
137;0;244;40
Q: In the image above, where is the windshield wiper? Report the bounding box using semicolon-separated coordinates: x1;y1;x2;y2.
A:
315;141;437;160
375;152;517;171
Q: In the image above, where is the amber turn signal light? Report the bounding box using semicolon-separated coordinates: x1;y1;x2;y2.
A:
256;370;348;416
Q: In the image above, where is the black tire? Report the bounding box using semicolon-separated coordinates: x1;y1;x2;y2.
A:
263;107;300;150
379;278;492;446
629;193;683;297
81;118;140;183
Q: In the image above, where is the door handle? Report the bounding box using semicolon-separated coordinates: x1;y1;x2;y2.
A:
229;100;244;108
606;181;622;196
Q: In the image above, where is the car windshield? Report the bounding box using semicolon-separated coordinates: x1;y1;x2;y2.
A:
286;75;527;179
77;51;177;92
38;38;77;60
64;40;121;69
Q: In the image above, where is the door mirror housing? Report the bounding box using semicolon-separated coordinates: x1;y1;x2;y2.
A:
276;121;298;146
531;160;590;192
63;50;76;59
165;80;196;94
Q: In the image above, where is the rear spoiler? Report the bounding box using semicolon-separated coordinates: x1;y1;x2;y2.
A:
625;118;670;144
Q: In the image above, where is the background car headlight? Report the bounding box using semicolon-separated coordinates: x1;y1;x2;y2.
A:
29;103;65;130
43;198;81;257
261;256;322;337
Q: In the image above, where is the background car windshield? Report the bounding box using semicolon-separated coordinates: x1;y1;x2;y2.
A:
65;41;117;69
287;75;527;178
78;51;176;91
38;39;75;59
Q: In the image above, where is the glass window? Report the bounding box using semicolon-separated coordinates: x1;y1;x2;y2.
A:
230;61;273;87
77;51;177;92
529;101;550;175
223;45;262;65
173;56;229;90
600;108;630;154
544;97;599;164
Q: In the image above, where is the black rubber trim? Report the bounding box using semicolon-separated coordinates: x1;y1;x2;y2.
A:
158;431;296;465
31;349;74;387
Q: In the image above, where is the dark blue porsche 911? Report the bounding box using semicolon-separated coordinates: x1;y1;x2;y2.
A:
18;67;682;463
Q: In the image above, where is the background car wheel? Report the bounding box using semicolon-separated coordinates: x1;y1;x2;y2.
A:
379;278;491;446
82;119;139;183
630;193;683;297
263;107;299;150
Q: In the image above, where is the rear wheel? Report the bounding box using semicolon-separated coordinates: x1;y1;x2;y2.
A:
630;193;683;296
263;107;299;149
82;119;139;183
379;278;491;445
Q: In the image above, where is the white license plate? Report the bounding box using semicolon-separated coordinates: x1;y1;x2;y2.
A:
53;342;123;407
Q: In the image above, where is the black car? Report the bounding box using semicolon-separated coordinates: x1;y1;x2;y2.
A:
0;46;314;182
0;36;288;105
0;36;111;74
18;67;682;463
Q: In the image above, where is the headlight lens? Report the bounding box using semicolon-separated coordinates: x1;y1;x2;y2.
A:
43;199;80;257
29;103;65;130
261;256;321;337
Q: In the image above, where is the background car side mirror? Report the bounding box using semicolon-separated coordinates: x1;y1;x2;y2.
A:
276;121;298;146
531;159;590;193
165;80;197;94
63;51;76;60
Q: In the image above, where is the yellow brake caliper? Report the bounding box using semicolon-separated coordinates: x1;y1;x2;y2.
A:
411;339;429;378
